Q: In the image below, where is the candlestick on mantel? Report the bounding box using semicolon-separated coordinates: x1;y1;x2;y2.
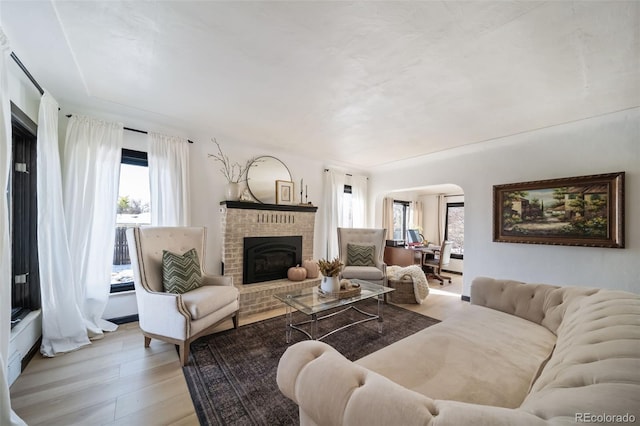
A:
305;185;308;203
300;178;304;203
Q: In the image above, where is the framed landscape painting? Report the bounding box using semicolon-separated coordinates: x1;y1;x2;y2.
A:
493;172;624;248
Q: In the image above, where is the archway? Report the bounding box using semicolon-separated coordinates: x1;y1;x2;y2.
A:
382;183;464;296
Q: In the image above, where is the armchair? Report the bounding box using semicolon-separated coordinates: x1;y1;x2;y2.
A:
127;226;239;366
337;227;387;286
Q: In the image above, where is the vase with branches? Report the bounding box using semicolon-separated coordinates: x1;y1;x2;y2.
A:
209;138;253;200
317;257;343;277
208;138;253;183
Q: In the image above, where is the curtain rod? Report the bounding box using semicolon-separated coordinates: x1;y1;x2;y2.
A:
65;114;194;144
10;52;44;96
323;169;369;179
444;194;464;197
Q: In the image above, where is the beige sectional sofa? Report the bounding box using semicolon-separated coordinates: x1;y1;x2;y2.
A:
277;277;640;425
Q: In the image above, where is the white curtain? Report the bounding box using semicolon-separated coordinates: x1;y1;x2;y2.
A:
322;169;345;259
38;95;91;356
349;174;368;228
148;132;190;226
410;201;424;234
382;197;394;238
0;26;27;426
61;115;122;342
437;194;447;244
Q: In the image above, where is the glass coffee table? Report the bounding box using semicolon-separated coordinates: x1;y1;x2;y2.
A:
273;279;395;343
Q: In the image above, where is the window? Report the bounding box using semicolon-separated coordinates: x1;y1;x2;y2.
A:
342;184;353;227
10;104;40;328
445;202;464;259
111;149;150;292
393;200;410;240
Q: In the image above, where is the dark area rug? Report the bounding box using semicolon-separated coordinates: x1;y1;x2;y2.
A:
182;299;440;425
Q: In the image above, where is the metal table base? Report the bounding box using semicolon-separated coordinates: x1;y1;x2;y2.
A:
284;295;386;343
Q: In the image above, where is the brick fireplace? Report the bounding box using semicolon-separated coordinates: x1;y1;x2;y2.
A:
220;201;320;317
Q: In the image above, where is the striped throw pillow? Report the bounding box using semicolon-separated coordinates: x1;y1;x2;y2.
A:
346;244;376;266
162;248;202;294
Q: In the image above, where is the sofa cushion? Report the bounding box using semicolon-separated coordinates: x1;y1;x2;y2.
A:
520;290;640;422
347;244;376;266
162;248;202;294
356;304;557;408
341;265;384;281
181;285;239;320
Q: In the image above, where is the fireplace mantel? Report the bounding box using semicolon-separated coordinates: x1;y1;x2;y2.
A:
220;200;317;317
220;201;317;213
220;201;320;317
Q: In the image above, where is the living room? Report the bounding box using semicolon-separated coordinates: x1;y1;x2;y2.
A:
1;1;639;425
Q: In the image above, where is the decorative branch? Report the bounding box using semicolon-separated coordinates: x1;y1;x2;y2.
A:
208;138;252;183
317;257;343;277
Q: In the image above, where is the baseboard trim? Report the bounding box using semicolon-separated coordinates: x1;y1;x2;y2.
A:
22;337;42;371
461;295;470;302
108;314;139;324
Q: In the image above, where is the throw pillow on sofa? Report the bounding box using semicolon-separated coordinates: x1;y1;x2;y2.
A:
347;244;376;266
162;248;202;294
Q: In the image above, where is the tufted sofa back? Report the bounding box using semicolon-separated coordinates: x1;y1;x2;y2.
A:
472;277;640;422
521;289;640;421
471;276;598;334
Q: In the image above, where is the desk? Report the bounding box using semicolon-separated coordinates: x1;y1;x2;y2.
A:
384;246;437;267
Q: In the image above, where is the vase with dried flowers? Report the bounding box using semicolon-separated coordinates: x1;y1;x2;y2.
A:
317;257;343;293
208;138;253;200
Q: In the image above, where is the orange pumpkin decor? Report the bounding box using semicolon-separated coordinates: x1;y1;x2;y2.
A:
287;264;307;281
303;259;320;278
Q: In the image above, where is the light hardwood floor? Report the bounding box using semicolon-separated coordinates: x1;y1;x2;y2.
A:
10;274;466;426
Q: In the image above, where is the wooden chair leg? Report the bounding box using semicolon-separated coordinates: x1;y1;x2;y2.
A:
179;342;189;367
144;336;152;347
232;313;239;329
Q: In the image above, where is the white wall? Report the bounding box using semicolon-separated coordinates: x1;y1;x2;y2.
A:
187;132;331;275
7;60;39;122
370;108;640;296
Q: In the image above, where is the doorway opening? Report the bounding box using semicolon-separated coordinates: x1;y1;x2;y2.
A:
383;183;464;297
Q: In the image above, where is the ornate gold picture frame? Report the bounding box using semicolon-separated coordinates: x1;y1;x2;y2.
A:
493;172;624;248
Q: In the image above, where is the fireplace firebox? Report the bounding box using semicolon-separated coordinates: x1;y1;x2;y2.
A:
243;236;302;284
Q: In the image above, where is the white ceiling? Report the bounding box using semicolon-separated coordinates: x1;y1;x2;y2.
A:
2;1;639;169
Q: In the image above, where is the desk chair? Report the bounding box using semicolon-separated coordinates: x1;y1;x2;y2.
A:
423;240;453;285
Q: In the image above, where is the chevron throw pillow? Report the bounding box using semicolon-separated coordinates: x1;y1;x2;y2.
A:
346;244;376;266
162;248;202;294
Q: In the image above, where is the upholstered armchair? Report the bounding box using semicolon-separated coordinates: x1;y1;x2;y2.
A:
127;226;239;366
337;227;387;286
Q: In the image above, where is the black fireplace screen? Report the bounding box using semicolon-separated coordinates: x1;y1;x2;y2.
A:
243;236;302;284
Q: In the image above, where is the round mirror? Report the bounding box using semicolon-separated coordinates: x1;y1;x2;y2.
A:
246;156;292;204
